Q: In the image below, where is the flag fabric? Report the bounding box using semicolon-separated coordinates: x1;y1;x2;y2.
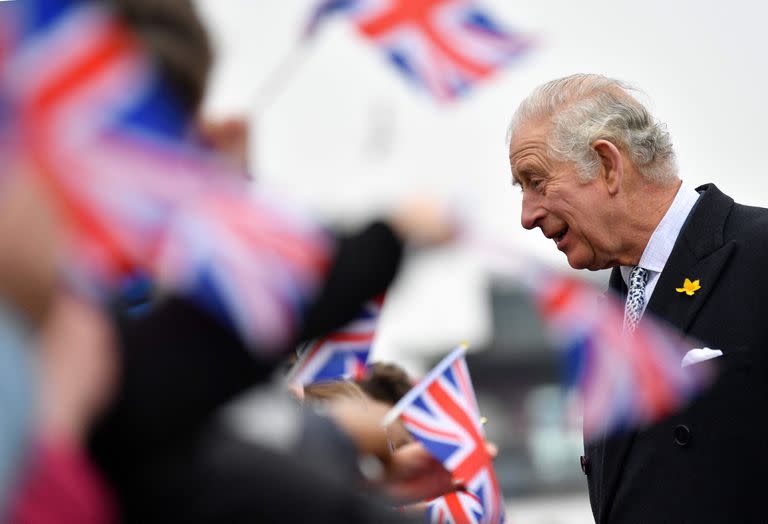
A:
530;271;714;440
304;0;359;37
385;345;505;524
2;0;333;351
289;294;384;385
427;490;484;524
305;0;531;101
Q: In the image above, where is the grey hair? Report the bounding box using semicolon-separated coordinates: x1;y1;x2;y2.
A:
507;74;677;184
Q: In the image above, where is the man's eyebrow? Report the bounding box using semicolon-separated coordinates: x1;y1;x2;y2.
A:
511;165;532;184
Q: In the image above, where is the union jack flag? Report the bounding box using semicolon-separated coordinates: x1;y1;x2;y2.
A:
531;272;714;440
1;0;332;351
427;490;484;524
305;0;532;101
385;345;505;524
289;294;384;385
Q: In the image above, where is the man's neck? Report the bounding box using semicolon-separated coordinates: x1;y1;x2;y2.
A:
615;178;682;267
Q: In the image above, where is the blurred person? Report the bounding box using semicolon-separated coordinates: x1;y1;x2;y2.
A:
0;159;116;523
507;73;768;523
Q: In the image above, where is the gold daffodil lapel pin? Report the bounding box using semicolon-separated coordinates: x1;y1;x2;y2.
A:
676;278;701;296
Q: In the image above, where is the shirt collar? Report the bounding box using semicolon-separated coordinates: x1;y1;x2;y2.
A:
620;181;700;285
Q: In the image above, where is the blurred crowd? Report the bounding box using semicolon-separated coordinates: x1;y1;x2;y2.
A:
0;0;491;522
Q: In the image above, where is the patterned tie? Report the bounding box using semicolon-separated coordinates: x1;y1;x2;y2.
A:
623;266;649;333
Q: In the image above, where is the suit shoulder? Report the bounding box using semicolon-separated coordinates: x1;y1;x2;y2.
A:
725;202;768;244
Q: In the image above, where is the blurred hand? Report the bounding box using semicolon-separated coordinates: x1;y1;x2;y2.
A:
383;439;498;502
325;398;454;501
198;116;251;173
325;395;498;503
287;382;305;401
389;196;457;248
326;397;391;458
38;293;118;443
381;441;456;502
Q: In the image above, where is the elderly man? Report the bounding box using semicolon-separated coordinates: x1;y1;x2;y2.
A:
507;74;768;523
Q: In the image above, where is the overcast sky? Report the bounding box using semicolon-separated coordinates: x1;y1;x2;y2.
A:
195;0;768;371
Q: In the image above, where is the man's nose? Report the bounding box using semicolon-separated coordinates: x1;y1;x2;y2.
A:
521;192;544;230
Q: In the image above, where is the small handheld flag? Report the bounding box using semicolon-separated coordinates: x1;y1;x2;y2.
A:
289;295;384;386
385;344;505;524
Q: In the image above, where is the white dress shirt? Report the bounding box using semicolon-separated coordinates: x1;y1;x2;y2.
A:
619;182;700;317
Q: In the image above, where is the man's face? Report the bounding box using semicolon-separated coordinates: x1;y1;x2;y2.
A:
508;120;619;270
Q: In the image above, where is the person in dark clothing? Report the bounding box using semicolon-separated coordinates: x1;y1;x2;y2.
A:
508;73;768;523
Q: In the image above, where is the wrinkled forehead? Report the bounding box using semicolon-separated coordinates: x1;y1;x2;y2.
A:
508;120;554;170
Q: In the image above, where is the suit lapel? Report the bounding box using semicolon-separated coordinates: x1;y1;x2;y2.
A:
645;184;736;332
596;184;735;522
646;242;736;333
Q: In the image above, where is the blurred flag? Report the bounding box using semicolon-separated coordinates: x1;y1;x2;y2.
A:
1;0;332;351
531;272;714;440
290;295;384;385
305;0;532;101
304;0;359;37
385;345;505;524
427;490;484;524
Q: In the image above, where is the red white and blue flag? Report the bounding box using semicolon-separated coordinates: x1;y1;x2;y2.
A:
306;0;531;101
290;294;385;385
427;490;484;524
2;0;332;351
531;272;714;440
385;345;505;524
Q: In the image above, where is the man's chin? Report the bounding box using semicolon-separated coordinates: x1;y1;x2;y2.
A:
565;251;598;271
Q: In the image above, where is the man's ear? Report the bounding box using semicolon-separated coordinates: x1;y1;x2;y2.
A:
592;139;623;196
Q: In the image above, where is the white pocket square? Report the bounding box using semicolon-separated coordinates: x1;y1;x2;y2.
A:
681;347;723;368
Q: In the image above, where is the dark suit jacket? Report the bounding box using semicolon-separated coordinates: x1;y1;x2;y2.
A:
585;184;768;523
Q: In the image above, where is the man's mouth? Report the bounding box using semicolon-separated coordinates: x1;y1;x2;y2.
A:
552;226;568;245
